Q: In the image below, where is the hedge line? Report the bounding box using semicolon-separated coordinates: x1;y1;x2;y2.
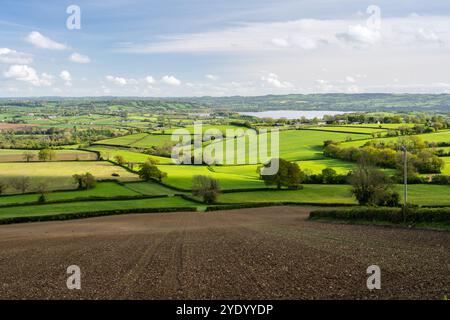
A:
0;194;169;209
0;206;196;225
309;207;450;224
207;201;355;211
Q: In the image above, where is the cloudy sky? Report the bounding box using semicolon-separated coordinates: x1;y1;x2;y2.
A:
1;0;450;97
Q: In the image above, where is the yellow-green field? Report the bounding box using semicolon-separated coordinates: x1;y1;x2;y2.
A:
0;161;140;193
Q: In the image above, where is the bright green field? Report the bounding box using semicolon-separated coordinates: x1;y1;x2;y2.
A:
122;181;177;195
158;164;266;190
219;185;356;204
341;131;450;148
441;157;450;175
219;184;450;206
211;158;358;177
94;133;148;146
159;124;247;135
129;134;173;148
97;133;173;149
308;126;386;134
201;129;371;164
0;196;196;219
88;146;172;164
343;123;416;129
0;161;140;193
0;182;141;206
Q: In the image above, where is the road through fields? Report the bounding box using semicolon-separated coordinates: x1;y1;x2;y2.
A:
0;207;448;299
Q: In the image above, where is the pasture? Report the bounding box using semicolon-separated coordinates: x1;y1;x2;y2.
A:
307;126;386;135
0;196;195;220
218;184;450;206
0;161;140;193
87;146;172;164
202;129;371;164
0;182;141;206
158;164;266;190
341;130;450;148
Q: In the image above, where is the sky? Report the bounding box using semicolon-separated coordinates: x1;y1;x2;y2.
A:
1;0;450;97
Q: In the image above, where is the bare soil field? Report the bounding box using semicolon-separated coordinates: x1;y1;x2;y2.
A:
0;206;448;300
0;123;38;131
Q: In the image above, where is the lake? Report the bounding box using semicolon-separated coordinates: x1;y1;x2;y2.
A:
239;110;350;120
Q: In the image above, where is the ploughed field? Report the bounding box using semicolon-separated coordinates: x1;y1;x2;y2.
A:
0;206;448;299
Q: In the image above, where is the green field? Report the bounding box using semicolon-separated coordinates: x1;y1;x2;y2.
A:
343;123;416;129
219;184;450;206
0;161;140;193
88;146;173;164
341;130;450;148
441;157;450;175
0;182;141;206
0;149;98;162
94;133;149;146
308;126;386;134
158;124;247;135
158;164;266;190
202;129;371;164
0;196;196;219
94;133;173;149
122;181;177;195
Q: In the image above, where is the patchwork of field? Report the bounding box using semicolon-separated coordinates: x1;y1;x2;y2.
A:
440;157;450;175
0;161;140;193
0;149;98;162
0;207;448;299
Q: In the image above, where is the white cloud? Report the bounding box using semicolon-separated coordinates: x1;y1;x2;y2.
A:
0;48;33;64
205;74;219;80
161;75;181;86
270;38;290;48
345;76;356;83
261;73;292;88
336;24;381;46
59;70;72;86
4;65;52;86
106;75;127;86
69;52;91;64
145;76;155;85
26;31;67;50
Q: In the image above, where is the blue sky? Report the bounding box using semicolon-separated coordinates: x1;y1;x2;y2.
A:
1;0;450;97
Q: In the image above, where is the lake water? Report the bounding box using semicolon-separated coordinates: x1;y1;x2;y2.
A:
239;110;350;120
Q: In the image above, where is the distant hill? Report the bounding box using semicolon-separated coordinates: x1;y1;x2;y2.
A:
1;93;450;113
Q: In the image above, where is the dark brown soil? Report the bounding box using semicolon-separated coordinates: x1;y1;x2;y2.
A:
0;206;448;299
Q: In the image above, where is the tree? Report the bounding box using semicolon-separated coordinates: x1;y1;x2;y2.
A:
22;151;35;162
138;161;167;182
321;167;337;184
10;177;31;194
260;158;303;189
36;181;49;203
114;155;126;165
192;175;220;204
38;148;55;161
72;172;96;190
349;159;398;206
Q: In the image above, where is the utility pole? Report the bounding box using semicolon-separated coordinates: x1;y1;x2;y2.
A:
401;146;408;208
